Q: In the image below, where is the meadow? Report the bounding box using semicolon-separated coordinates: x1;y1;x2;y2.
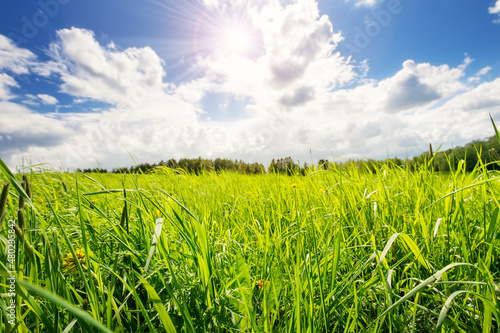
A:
1;152;500;332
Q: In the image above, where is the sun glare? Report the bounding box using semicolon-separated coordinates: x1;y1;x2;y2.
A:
221;26;250;54
193;6;261;59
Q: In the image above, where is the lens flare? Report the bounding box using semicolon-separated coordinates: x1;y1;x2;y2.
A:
192;5;262;59
221;25;251;54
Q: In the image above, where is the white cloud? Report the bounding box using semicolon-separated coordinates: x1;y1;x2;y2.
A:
477;66;493;76
37;94;58;105
444;79;500;112
0;35;35;74
0;35;35;100
250;0;349;88
468;66;492;83
375;59;467;113
347;0;379;7
0;102;70;156
490;0;500;22
490;0;500;14
45;27;167;107
0;74;18;101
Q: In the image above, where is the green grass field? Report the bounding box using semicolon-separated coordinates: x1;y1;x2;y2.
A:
1;154;500;332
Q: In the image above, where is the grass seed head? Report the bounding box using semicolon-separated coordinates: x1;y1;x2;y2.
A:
17;207;25;229
0;182;10;220
19;181;25;210
22;174;32;199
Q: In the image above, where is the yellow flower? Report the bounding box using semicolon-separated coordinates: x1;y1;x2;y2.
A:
63;248;88;274
246;191;252;196
320;189;329;194
290;183;297;188
255;279;269;290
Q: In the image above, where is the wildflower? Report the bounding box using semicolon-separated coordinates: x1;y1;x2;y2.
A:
290;183;297;188
255;279;269;290
320;188;329;194
63;248;88;274
246;191;252;196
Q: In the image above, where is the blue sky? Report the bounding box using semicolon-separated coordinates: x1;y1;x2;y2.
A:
1;0;500;170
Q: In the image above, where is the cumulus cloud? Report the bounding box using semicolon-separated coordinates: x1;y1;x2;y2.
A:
0;102;70;155
279;86;315;107
445;79;500;112
376;59;467;113
383;75;441;112
252;0;347;87
0;35;35;100
45;27;167;107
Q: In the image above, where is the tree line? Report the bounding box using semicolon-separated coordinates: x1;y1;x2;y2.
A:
77;158;266;175
425;135;500;172
77;136;500;175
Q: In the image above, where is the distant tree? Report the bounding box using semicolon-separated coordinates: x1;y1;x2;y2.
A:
317;159;329;170
268;157;300;175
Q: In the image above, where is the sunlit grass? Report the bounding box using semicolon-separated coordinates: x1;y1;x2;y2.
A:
0;154;499;332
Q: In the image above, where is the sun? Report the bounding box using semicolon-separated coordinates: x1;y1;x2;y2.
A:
221;25;251;54
192;7;261;59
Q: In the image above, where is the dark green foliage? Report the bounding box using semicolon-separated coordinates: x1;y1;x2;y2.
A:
80;158;266;175
424;135;500;172
268;157;301;175
313;136;500;174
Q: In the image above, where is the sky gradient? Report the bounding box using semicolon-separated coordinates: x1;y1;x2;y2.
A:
1;0;500;170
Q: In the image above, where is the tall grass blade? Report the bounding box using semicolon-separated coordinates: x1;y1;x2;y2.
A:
136;276;177;333
378;263;472;318
16;278;112;333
